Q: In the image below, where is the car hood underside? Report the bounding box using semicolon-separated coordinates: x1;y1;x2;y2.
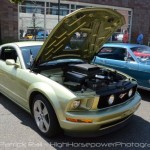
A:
33;7;125;67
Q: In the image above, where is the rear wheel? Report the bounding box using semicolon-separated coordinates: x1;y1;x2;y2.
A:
32;94;60;137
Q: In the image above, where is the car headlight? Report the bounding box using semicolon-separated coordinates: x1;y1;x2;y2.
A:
71;100;81;109
128;89;133;97
108;95;115;105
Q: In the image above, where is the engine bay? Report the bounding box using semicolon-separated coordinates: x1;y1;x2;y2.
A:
40;63;131;94
64;63;123;92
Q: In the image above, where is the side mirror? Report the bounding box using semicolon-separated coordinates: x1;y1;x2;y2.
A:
6;59;20;68
124;57;130;61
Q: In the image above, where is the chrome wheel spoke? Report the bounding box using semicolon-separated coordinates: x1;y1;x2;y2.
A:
37;101;42;113
34;110;41;120
38;120;44;131
43;117;50;131
42;106;48;116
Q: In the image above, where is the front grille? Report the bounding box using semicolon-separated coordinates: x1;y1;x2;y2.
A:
97;85;137;109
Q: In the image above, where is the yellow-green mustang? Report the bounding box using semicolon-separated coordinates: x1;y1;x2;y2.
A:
0;8;141;137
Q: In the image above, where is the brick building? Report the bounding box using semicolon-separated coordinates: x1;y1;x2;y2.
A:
0;0;150;44
74;0;150;45
0;0;18;44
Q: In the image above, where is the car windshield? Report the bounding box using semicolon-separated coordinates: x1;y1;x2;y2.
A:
20;45;42;68
20;45;84;68
130;45;150;62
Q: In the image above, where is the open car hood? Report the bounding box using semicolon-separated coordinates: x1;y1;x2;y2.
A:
33;7;125;67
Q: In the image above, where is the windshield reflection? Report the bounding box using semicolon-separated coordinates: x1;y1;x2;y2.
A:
21;45;41;68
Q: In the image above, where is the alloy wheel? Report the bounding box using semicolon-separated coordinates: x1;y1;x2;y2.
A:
33;100;50;133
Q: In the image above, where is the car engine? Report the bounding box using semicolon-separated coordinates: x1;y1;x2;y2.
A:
40;63;137;109
63;63;131;94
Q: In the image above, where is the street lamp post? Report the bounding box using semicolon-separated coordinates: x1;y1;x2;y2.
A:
32;13;36;41
44;2;46;40
58;0;60;22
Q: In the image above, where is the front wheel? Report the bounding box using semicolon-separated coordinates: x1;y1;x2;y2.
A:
32;94;61;137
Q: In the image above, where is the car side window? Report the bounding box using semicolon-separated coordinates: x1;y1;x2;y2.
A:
0;47;18;62
98;47;128;61
126;52;135;61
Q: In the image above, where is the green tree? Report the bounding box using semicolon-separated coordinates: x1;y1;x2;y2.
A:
10;0;24;4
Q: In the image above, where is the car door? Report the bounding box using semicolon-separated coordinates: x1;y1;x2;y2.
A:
137;63;150;88
0;46;29;108
95;47;128;72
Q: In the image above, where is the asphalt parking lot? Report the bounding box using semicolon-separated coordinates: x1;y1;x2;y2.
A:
0;89;150;150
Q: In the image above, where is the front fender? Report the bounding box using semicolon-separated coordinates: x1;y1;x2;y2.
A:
27;82;64;121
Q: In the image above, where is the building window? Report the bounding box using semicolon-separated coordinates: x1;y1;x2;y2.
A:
18;0;132;43
19;6;26;13
76;5;85;9
24;6;44;14
22;1;44;7
71;4;75;9
46;2;50;7
20;1;44;14
50;3;69;16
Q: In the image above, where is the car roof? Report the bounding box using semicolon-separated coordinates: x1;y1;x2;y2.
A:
14;41;44;47
103;43;143;48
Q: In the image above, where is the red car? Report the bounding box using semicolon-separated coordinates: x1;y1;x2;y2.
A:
133;51;150;57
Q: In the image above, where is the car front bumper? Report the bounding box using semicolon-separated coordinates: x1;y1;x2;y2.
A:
59;92;141;137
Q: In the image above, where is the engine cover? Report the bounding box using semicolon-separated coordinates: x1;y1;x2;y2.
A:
68;63;100;76
64;63;107;91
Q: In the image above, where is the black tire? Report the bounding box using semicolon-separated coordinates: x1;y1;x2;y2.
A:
32;94;61;137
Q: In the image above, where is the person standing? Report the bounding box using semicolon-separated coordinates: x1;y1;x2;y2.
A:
137;32;144;44
122;30;129;43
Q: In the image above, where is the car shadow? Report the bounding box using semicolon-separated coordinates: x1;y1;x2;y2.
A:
138;89;150;102
0;93;150;150
44;116;150;150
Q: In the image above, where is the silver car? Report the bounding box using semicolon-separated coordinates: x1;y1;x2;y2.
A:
0;8;141;137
